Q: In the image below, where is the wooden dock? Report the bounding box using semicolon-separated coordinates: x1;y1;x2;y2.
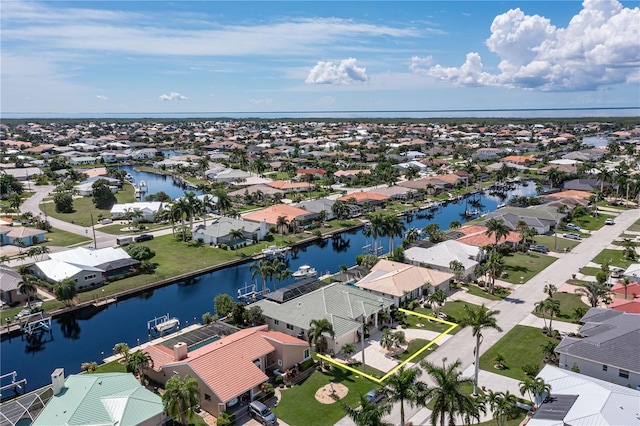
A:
93;297;117;308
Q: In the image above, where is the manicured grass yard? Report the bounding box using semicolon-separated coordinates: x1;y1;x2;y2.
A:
479;325;558;382
628;218;640;232
578;266;601;277
42;185;136;227
98;222;169;235
501;252;557;284
272;368;382;426
395;339;438;362
592;248;636;269
532;292;589;323
42;227;92;247
403;300;477;335
533;235;580;253
571;213;608;231
464;284;506;301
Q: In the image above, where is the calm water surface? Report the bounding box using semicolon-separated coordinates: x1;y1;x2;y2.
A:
1;173;536;391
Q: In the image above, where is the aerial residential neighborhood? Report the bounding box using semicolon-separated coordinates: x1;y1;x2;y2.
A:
0;115;639;426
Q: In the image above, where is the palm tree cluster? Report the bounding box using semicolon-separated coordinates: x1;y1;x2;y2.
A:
249;258;292;293
363;212;406;255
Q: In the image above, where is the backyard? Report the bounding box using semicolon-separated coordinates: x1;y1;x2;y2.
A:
479;325;558;382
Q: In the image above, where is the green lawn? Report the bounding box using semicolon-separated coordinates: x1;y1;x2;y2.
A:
592;248;636;269
464;284;506;301
479;325;557;382
532;293;589;324
395;339;438;362
42;227;92;247
403;300;476;335
501;252;557;284
42;185;136;227
94;359;127;373
97;222;169;235
272;368;382;426
628;219;640;232
533;235;580;253
570;213;608;231
476;409;529;426
578;266;601;276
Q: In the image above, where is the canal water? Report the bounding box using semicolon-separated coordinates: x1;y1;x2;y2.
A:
1;174;536;391
119;163;200;200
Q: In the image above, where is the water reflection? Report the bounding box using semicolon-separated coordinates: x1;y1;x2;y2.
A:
58;316;81;340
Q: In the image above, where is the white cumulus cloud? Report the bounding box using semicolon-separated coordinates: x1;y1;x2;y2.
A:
159;92;187;101
96;95;108;101
305;58;368;85
409;56;433;75
419;0;640;91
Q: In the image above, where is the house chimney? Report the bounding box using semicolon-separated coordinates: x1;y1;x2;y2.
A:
51;368;65;395
173;342;188;361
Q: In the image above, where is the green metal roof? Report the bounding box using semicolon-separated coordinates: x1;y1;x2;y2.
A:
32;373;163;426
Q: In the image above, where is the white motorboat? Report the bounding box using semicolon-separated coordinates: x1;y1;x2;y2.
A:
153;318;180;333
292;265;317;279
261;245;290;257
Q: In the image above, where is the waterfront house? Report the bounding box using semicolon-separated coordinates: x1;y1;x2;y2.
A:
336;191;389;208
249;282;394;354
355;259;454;307
192;217;268;246
450;225;521;248
33;370;165;426
527;365;640;425
404;240;483;279
110;202;164;222
555;308;639;388
294;198;336;220
0;265;27;305
30;247;139;289
143;325;309;417
242;204;314;227
266;180;313;193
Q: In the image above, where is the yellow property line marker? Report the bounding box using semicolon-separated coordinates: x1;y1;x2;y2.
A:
317;308;458;384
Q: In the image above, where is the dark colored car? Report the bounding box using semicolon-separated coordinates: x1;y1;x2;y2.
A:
134;234;154;243
248;401;277;425
530;244;549;253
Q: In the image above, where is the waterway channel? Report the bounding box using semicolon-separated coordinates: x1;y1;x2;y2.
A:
0;171;537;392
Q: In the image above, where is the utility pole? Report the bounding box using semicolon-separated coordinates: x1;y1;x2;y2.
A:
91;213;97;248
361;314;366;373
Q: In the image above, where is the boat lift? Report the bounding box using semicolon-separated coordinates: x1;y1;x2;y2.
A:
20;312;52;336
147;314;180;336
237;282;269;301
0;372;27;399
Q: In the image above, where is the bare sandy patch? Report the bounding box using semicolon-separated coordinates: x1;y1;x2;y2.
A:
314;382;349;404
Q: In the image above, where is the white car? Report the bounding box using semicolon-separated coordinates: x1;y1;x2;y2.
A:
604;218;615;225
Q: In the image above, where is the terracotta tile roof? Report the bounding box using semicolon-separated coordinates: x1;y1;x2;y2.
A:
544;190;592;200
334;169;371;177
502;155;536;164
611;281;640;297
267;180;313;190
259;330;308;345
296;168;326;175
336;191;389;202
609;298;640;313
242;204;313;225
455;225;520;247
147;327;276;402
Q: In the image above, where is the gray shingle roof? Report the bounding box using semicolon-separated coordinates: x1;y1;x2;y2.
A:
555;308;640;373
250;283;393;337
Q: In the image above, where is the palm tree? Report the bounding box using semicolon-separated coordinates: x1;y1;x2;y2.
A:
229;228;244;247
365;212;386;254
332;200;350;220
449;220;461;230
317;209;328;227
214;188;232;215
427;290;447;318
184;192;201;230
384;214;406;254
113;342;130;359
250;260;274;294
384;366;428;426
276;215;289;235
307;318;335;354
459;304;503;396
404;165;419;181
8;194;23;212
125;350;154;383
421;358;475;426
519;376;551;408
380;328;395;351
621;277;631;299
172;198;192;241
541;341;559;365
19;274;38;306
543;283;558;298
405;228;420;244
200;194;216;227
162;374;201;426
449;260;465;282
575;281;610;307
484;218;510;249
342;395;393;426
487;390;518;426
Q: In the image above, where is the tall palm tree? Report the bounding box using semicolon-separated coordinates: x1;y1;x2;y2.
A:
229;228;244;246
449;220;461;230
405;228;420;244
384;214;406;254
449;260;465;283
307;318;335;354
19;274;38;306
485;253;504;295
366;212;386;255
184;192;201;230
214;188;232;215
487;390;518;426
459;304;503;395
484;218;510;249
621;277;631;299
519;376;551;408
276;215;289;235
383;366;428;426
200;194;216;227
250;260;274;294
162;374;201;426
172;198;192;241
421;358;475;426
125;350;154;383
427;290;447;318
342;395;393;426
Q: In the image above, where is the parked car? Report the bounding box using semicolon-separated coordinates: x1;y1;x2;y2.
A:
364;389;385;405
134;234;154;243
605;218;615;225
248;401;277;426
610;267;625;278
14;308;32;320
530;244;549;253
563;233;582;240
565;223;580;231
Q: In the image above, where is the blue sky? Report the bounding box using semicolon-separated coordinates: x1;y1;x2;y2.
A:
2;0;639;115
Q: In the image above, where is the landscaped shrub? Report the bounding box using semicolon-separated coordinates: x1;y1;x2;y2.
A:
299;358;315;371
